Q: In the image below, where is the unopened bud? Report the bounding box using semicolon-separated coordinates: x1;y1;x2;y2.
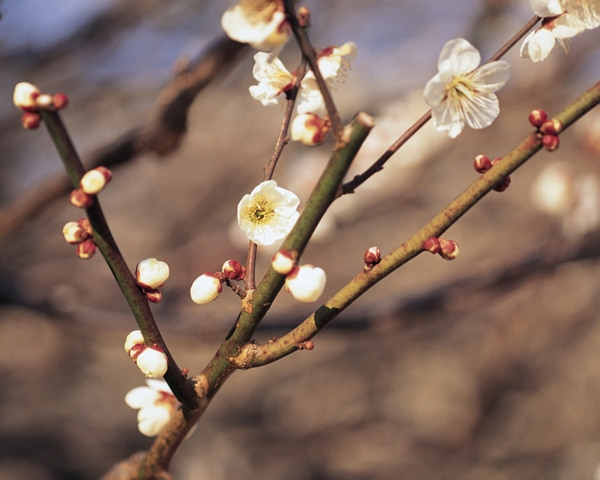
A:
62;221;89;244
70;189;93;208
528;109;548;128
363;246;381;267
271;250;295;275
52;93;69;110
124;330;145;355
291;113;330;146
136;347;168;378
542;134;560;152
145;289;163;303
190;273;223;304
439;238;459;260
490;157;502;167
80;167;111;195
77;217;93;236
473;154;492;173
539;118;563;136
136;258;170;290
222;259;246;281
285;264;326;303
493;176;511;192
21;112;41;130
35;93;53;109
423;237;441;254
297;6;311;28
76;239;96;259
13;82;40;111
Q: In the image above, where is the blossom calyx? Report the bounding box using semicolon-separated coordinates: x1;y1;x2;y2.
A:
70;189;93;208
285;264;327;303
145;289;163;303
76;239;96;259
13;82;41;112
222;260;246;281
190;273;223;304
80;167;112;195
271;250;295;275
439;238;460;260
136;258;170;290
291;113;330;146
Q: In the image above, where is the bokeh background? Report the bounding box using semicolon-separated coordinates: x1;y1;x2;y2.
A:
1;0;600;479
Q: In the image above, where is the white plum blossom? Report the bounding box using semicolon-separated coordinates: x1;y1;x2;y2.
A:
136;347;169;378
249;52;295;105
521;14;586;61
285;264;326;302
125;379;177;437
221;0;290;51
530;0;600;30
13;82;40;111
296;72;327;116
316;42;357;84
190;273;223;305
424;38;510;138
237;180;299;246
135;258;170;290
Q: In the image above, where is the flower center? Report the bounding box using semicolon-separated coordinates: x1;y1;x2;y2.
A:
246;198;275;224
446;74;476;102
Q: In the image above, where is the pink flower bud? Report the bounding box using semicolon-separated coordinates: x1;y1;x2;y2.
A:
13;82;40;111
78;217;93;236
439;238;459;260
21;112;41;130
493;176;511;192
136;347;168;378
52;93;69;110
125;330;145;355
80;168;110;195
62;221;89;244
76;239;96;259
291;113;330;146
222;259;246;281
539;118;563;136
145;289;163;303
70;189;93;208
528;109;547;128
473;154;492;174
271;250;295;275
136;259;170;290
190;273;222;304
363;246;381;266
35;93;53;109
285;264;326;303
423;237;441;254
542;134;560;152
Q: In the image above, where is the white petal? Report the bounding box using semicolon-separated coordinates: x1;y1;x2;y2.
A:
125;387;159;409
471;61;510;92
137;406;171;437
552;13;587;37
530;0;564;17
437;38;481;76
145;378;172;393
526;29;556;62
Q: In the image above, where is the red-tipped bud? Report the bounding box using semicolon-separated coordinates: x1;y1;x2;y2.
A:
95;166;113;182
136;259;170;290
423;237;441;254
13;82;40;111
363;246;381;268
302;340;315;350
271;250;295;275
291;113;330;146
528;109;547;128
21;112;41;130
62;221;89;244
190;273;223;304
52;93;69;110
493;176;511;192
70;189;93;208
35;93;53;109
542;134;560;151
490;157;502;167
144;289;163;303
77;217;93;236
297;6;311;28
473;154;492;173
222;259;246;281
439;238;459;260
80;167;112;195
539;118;563;136
76;239;96;259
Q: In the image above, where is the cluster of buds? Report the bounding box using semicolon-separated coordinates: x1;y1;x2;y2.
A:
363;246;381;271
190;259;246;305
423;237;460;260
69;166;113;208
124;330;168;378
271;250;326;303
135;258;170;303
62;218;96;259
473;154;511;192
13;82;69;130
529;109;562;152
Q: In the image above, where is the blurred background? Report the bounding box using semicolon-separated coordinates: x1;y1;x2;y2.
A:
1;0;600;478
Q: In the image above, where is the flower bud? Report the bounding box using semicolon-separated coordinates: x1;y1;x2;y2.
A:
70;189;93;208
145;289;163;303
21;112;41;130
285;264;326;303
190;273;223;304
539;118;563;136
136;347;168;378
222;259;246;281
78;217;93;236
76;239;96;259
297;6;311;28
291;113;330;146
271;250;295;275
493;176;511;192
528;109;547;128
439;238;459;260
80;167;111;195
473;154;492;174
62;221;89;244
35;93;53;109
542;134;560;152
125;330;145;355
363;246;381;267
13;82;40;111
136;258;170;290
52;93;69;110
490;157;502;167
423;237;441;254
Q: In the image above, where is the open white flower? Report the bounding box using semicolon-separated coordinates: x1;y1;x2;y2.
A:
221;0;290;51
296;72;327;116
249;52;295;105
530;0;600;30
317;42;357;83
521;14;586;61
125;379;177;437
237;180;299;246
424;38;510;139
